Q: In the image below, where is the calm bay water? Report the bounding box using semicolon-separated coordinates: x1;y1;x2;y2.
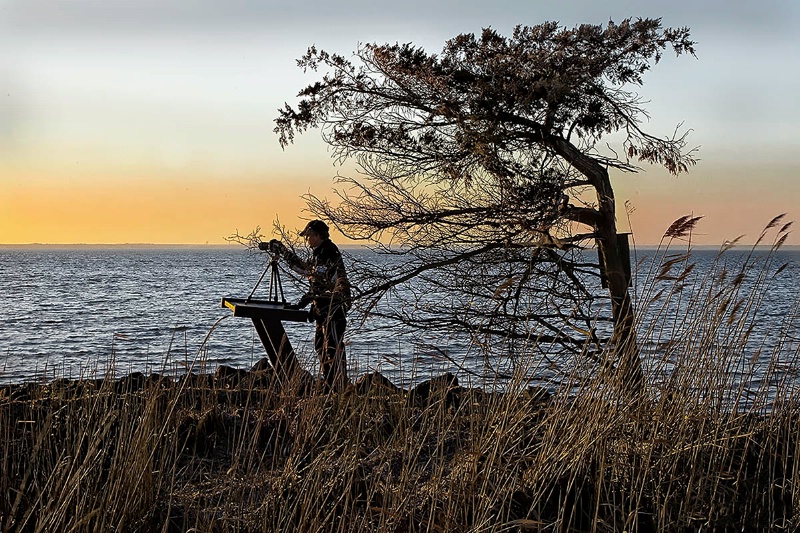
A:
1;245;799;394
0;246;470;386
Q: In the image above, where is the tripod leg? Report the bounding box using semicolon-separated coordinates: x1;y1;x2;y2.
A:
246;261;272;302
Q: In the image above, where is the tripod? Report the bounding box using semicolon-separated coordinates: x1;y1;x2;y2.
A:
246;252;286;304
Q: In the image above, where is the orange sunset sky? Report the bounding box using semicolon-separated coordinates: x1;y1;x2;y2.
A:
1;0;798;246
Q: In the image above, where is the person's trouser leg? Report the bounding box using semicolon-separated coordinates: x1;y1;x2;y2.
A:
315;317;347;391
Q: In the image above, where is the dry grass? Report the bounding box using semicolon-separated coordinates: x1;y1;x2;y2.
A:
2;222;799;532
2;362;799;531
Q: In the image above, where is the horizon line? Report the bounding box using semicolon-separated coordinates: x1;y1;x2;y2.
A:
2;243;798;251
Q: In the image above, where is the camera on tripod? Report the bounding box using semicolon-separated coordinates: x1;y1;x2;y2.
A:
258;239;284;254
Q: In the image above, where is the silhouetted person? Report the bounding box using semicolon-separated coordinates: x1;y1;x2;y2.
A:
261;220;351;391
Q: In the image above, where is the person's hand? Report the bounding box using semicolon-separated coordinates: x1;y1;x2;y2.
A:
287;294;312;309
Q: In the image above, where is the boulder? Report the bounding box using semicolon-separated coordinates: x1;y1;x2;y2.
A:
215;365;249;389
355;372;402;396
250;357;273;373
408;372;460;408
114;371;147;394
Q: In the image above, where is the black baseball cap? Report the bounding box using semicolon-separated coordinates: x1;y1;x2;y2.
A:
300;220;329;237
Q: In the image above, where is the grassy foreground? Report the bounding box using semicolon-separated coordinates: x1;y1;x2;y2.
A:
1;362;798;532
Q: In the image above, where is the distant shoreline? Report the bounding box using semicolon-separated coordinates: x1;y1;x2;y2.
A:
2;243;799;251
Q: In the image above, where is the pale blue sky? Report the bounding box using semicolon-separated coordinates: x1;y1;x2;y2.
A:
1;0;798;244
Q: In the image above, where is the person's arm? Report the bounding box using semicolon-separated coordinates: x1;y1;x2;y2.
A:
260;239;310;276
282;248;311;277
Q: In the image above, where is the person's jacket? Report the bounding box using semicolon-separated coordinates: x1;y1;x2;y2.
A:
283;239;351;321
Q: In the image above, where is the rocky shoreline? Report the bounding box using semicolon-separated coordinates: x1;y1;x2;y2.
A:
0;360;519;405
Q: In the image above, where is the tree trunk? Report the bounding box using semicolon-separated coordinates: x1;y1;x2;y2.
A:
595;223;644;390
593;180;644;392
544;132;644;390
